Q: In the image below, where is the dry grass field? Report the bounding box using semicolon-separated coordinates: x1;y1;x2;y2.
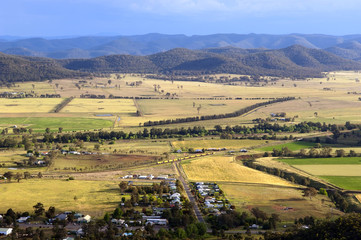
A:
62;98;137;114
220;183;342;221
294;165;361;176
0;179;123;216
182;155;294;186
0;98;62;113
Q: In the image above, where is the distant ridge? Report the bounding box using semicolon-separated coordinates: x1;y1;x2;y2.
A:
1;44;361;83
1;33;361;59
60;45;361;78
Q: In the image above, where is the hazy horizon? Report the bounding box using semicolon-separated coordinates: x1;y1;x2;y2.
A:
1;0;360;37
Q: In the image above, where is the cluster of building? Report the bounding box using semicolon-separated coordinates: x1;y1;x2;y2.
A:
193;182;231;214
122;174;173;180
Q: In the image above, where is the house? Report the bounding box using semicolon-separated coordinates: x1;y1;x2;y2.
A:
146;219;168;225
17;216;30;223
138;175;147;179
111;219;125;225
0;228;13;236
157;175;168;180
54;213;68;221
77;215;91;223
147;174;154;180
176;149;182;153
194;149;203;153
170;193;181;199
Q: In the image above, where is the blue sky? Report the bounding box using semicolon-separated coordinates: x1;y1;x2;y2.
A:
1;0;360;37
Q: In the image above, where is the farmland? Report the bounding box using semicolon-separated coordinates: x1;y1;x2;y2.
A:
181;155;294;186
319;176;361;190
172;139;272;151
1;71;361;232
220;183;342;221
278;157;361;190
257;141;316;152
0;179;123;216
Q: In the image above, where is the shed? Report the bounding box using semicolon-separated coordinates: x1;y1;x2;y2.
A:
0;228;13;236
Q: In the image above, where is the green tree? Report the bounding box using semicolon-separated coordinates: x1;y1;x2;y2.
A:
33;202;45;216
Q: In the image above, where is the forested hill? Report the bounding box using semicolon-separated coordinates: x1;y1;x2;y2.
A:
0;52;87;84
2;44;361;83
60;45;361;78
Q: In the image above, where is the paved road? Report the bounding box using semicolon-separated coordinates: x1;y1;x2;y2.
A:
174;162;205;224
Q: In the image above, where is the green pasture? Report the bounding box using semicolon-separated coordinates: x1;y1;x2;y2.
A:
257;141;316;152
278;157;361;165
320;176;361;190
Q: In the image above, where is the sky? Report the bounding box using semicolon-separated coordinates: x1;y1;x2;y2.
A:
1;0;360;37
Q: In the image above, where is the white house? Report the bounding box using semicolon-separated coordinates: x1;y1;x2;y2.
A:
77;215;91;223
17;216;30;223
146;219;168;225
0;228;13;236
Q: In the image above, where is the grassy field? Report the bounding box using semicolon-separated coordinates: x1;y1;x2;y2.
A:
182;155;293;186
294;165;361;176
0;179;123;216
96;139;171;155
279;157;361;165
0;98;62;113
220;183;341;221
0;117;113;131
257;141;316;152
278;157;361;190
172;139;271;150
319;176;361;190
62;99;137;114
137;99;264;118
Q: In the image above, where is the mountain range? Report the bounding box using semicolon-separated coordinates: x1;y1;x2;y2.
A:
2;33;361;59
1;44;361;84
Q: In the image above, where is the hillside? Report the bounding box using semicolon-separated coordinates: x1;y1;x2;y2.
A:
2;33;361;58
326;41;361;60
0;52;87;84
59;45;361;78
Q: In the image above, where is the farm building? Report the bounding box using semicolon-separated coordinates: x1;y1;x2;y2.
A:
0;228;12;236
77;215;91;223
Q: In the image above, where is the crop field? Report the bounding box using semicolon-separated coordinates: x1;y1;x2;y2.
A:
172;139;271;150
0;98;62;113
61;98;137;114
220;183;341;221
181;155;294;186
257;141;316;152
0;179;124;216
